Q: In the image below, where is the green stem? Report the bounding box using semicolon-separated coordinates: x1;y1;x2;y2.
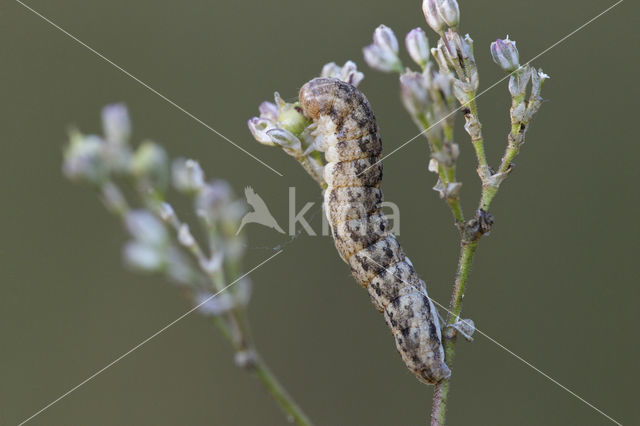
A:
431;241;478;426
467;97;490;179
253;357;313;426
417;114;465;224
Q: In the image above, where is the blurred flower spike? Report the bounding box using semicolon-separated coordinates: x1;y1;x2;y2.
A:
63;104;251;317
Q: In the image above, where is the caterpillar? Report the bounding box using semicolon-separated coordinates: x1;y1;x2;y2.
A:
299;78;451;384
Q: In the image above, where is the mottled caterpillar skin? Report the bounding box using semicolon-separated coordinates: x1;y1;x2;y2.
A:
299;78;451;384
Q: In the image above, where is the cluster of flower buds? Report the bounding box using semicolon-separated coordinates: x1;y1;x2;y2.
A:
63;104;251;317
249;61;367;186
320;60;364;87
490;36;550;132
63;104;134;186
422;0;460;34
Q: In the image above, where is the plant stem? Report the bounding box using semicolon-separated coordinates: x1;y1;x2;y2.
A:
430;241;478;426
253;356;313;426
417;114;464;224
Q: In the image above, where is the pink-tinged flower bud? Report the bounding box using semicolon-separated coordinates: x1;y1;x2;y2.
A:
373;24;399;54
491;37;520;72
400;71;432;117
363;45;401;73
438;0;460;28
247;117;277;146
363;25;402;73
405;28;430;68
423;0;460;34
258;101;279;122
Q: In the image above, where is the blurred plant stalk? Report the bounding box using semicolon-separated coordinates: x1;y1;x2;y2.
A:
64;104;312;426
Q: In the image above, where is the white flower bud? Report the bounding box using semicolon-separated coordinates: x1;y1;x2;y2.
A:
247;117;277;146
428;158;439;173
423;0;460;34
258;101;279;122
125;210;168;246
130;141;169;190
491;37;520;72
363;25;402;73
438;0;460;28
373;25;399;55
195;291;235;316
159;202;175;222
178;223;195;248
321;62;342;78
338;60;364;87
123;241;165;271
267;128;302;157
322;61;365;87
62;132;107;185
400;71;432;117
102;103;131;145
405;28;430;68
172;158;205;193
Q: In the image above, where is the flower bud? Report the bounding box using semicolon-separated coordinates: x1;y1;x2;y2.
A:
131;141;169;191
400;71;432;117
247;117;277;146
373;25;399;55
159;202;176;222
123;241;165;272
172;158;205;193
258;101;279;122
321;62;341;78
321;61;364;87
102;103;131;145
178;223;195;248
267;128;302;157
363;25;402;73
276;102;308;136
490;37;520;72
125;210;168;246
405;28;430;68
423;0;460;34
438;0;460;28
63;132;107;185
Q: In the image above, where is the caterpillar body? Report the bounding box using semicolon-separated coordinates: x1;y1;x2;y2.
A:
299;78;451;384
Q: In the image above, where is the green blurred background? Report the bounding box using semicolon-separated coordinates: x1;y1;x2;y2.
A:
1;0;638;424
